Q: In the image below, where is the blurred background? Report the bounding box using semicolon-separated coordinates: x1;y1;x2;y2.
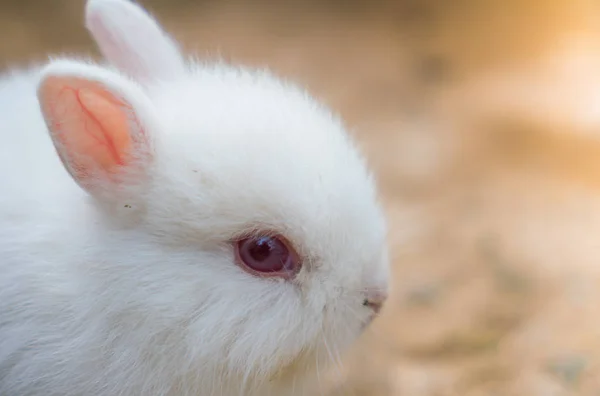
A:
4;0;600;394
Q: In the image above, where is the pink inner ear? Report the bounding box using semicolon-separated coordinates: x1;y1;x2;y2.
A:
39;77;138;180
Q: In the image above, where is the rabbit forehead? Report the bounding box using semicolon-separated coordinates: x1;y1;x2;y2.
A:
145;68;388;276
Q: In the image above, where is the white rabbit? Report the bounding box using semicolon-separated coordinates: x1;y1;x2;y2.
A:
0;0;390;395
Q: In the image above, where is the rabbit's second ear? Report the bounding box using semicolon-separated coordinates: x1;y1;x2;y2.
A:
85;0;185;83
37;61;154;200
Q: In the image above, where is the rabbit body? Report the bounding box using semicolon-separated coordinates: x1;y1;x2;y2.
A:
0;1;389;395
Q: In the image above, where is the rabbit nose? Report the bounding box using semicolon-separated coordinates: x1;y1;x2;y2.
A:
362;290;388;314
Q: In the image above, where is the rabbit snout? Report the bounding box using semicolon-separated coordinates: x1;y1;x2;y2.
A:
362;289;388;314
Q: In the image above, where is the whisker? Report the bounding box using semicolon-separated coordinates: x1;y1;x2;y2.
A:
323;334;357;396
291;372;297;396
356;287;389;293
315;342;326;396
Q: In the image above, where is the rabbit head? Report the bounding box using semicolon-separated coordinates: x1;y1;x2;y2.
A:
34;0;390;394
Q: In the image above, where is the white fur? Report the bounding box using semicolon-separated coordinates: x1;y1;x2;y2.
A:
85;0;185;82
0;1;390;395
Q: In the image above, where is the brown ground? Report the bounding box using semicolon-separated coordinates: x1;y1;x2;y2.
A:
3;1;600;395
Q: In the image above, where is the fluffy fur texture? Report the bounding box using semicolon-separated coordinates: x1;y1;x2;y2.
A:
0;0;390;395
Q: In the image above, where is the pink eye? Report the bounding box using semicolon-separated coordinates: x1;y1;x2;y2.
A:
235;235;300;278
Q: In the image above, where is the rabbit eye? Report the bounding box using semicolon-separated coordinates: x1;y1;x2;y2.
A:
235;235;299;278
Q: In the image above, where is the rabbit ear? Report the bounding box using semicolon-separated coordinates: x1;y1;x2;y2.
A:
85;0;185;83
37;60;155;200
